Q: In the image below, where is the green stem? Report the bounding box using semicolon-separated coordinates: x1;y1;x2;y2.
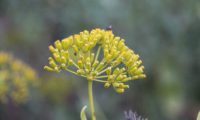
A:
93;79;107;83
66;68;79;75
88;81;96;120
95;75;108;79
71;59;80;69
65;68;88;78
94;46;101;62
97;67;110;75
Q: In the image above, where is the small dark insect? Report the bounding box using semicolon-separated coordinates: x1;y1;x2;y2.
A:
106;25;112;31
74;52;77;56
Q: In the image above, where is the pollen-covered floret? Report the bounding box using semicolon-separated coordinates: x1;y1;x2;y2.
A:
0;52;38;103
44;28;146;93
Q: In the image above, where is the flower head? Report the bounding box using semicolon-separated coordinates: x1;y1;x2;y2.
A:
44;28;146;93
0;52;38;103
39;76;73;103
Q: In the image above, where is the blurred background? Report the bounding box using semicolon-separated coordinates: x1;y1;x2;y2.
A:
0;0;200;120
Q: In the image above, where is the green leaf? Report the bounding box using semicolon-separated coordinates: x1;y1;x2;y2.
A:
197;112;200;120
80;105;87;120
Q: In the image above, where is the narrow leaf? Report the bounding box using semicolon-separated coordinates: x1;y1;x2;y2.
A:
197;111;200;120
80;105;87;120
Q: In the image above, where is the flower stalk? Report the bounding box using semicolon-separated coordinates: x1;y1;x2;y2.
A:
88;80;96;120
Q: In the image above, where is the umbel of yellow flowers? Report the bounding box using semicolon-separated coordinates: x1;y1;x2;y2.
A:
0;52;38;103
44;28;146;93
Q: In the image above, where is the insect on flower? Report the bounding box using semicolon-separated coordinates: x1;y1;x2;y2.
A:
105;25;112;31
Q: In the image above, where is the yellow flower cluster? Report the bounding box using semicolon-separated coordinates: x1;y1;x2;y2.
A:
39;76;72;103
0;52;38;103
44;28;146;93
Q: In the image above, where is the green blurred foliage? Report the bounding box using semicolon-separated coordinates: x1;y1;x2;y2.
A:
0;0;200;120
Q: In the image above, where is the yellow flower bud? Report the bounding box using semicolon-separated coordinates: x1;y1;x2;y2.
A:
116;75;123;81
113;83;120;88
106;67;112;75
49;60;57;68
132;76;139;80
72;45;79;53
61;63;67;69
49;45;56;53
44;66;54;72
96;62;105;71
105;54;112;63
108;75;114;81
92;60;99;68
54;40;62;50
134;66;144;75
61;56;67;63
132;74;146;80
140;74;146;78
61;36;73;50
74;35;82;47
53;53;61;63
123;85;129;89
78;60;84;68
54;66;60;72
91;71;98;76
61;51;69;59
116;88;124;94
117;40;125;49
68;59;73;66
90;53;95;63
83;44;89;52
85;69;90;74
104;82;111;88
77;69;85;75
113;68;120;74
